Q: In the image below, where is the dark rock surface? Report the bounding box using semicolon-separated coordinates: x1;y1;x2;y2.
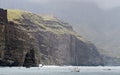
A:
0;8;103;67
0;8;7;66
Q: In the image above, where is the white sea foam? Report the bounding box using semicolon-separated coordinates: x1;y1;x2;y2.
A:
0;66;120;75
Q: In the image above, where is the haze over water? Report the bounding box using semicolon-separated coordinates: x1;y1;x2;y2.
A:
1;0;120;75
0;66;120;75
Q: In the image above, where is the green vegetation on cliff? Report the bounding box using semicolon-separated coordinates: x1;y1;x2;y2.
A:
0;9;103;67
7;9;90;43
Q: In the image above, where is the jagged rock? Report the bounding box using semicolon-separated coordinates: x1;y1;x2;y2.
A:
0;8;103;67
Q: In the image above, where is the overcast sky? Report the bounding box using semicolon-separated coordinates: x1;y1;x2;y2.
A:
1;0;120;24
1;0;120;9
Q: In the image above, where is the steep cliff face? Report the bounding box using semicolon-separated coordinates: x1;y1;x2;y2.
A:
0;9;7;65
0;8;103;67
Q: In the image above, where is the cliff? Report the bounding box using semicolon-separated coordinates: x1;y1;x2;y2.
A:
0;8;103;67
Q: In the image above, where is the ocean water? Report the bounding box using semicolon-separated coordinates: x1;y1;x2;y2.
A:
0;66;120;75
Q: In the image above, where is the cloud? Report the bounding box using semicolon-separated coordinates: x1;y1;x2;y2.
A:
56;0;120;9
90;0;120;9
27;0;51;3
1;0;120;9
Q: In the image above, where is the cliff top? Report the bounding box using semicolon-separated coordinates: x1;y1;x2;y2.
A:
7;9;58;23
7;9;90;43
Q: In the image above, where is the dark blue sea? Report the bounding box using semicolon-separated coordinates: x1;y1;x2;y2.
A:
0;66;120;75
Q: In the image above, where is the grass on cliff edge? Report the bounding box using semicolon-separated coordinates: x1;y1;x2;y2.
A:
7;9;26;24
7;9;88;43
7;9;58;23
7;9;65;32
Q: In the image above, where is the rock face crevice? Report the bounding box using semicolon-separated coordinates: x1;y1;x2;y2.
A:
0;8;103;67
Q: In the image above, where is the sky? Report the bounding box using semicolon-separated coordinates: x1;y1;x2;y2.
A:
1;0;120;24
0;0;120;18
1;0;120;27
1;0;120;9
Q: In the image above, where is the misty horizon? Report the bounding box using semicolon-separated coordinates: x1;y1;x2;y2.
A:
1;0;120;67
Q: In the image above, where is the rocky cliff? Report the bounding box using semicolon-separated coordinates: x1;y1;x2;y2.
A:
0;8;103;67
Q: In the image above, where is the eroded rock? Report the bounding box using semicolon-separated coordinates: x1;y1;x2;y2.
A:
0;8;103;67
